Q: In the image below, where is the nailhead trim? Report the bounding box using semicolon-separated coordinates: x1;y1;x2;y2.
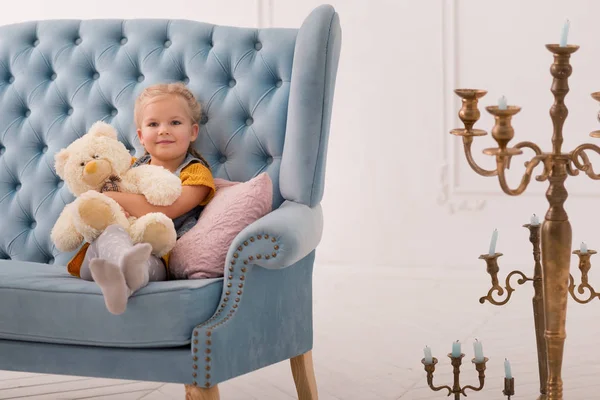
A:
190;234;280;387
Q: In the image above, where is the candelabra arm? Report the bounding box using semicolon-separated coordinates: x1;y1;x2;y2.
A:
479;254;533;306
460;359;488;396
496;154;545;196
568;250;600;304
462;137;498;177
514;141;543;156
422;359;452;395
570;143;600;179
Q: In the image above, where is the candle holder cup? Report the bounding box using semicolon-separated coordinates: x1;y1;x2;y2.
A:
503;377;515;399
568;249;600;303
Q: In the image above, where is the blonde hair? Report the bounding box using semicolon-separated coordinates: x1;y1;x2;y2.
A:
134;82;209;168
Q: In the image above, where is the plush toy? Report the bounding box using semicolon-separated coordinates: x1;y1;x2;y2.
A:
50;121;181;257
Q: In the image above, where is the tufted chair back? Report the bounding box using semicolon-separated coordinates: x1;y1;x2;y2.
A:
0;7;341;266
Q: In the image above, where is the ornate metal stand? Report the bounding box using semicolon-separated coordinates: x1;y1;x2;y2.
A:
450;42;600;400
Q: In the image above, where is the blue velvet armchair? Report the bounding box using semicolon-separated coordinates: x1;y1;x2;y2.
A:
0;4;341;399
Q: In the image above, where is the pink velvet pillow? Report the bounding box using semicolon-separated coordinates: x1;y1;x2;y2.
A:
169;173;273;279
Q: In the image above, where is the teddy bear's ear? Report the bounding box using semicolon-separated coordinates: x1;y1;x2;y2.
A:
87;121;118;140
54;148;69;179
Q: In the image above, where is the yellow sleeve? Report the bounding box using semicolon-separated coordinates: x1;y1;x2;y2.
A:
180;162;216;206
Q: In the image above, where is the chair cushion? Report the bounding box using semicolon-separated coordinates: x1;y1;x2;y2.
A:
0;260;223;348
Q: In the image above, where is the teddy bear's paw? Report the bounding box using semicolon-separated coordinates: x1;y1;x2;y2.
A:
77;196;115;231
73;192;129;241
51;227;83;252
144;182;182;206
130;213;176;257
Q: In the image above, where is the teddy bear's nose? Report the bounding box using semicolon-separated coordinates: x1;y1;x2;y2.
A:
84;161;97;174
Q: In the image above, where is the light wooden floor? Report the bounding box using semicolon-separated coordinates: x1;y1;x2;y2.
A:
2;262;600;399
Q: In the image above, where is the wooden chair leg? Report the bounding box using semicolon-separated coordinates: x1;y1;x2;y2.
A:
185;384;220;400
290;350;318;400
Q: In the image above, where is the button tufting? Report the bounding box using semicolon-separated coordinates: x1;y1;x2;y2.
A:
120;37;128;45
41;145;48;153
74;37;82;45
110;109;118;116
92;72;99;80
14;183;21;191
67;108;73;115
254;42;263;51
50;73;57;81
57;180;64;188
29;221;36;229
245;117;254;126
24;109;31;117
183;77;190;84
275;80;283;88
8;75;14;83
0;146;4;155
48;257;55;264
137;75;145;82
200;115;208;124
266;156;273;164
33;39;40;47
164;40;172;48
219;156;227;163
228;79;236;88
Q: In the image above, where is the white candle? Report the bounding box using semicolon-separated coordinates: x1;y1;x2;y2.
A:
581;242;588;254
498;95;508;110
473;339;485;363
423;346;433;364
452;340;462;358
560;19;570;47
504;359;513;379
530;214;540;226
489;229;498;255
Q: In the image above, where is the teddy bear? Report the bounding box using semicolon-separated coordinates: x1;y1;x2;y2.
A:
50;121;181;257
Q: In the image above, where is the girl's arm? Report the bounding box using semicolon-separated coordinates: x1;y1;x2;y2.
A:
104;185;211;219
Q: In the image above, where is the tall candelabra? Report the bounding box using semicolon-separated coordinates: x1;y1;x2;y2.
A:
450;42;600;400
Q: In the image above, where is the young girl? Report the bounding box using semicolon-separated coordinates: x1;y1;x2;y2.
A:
75;82;215;315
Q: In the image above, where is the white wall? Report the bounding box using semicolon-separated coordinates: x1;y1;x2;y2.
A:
6;1;600;270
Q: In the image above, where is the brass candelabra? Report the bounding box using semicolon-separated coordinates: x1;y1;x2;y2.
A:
450;43;600;400
421;353;516;399
421;354;489;400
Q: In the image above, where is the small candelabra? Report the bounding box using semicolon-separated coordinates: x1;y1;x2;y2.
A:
421;354;489;400
422;343;514;399
449;39;600;400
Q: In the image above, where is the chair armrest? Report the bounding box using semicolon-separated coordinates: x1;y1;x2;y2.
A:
226;200;323;270
190;200;322;387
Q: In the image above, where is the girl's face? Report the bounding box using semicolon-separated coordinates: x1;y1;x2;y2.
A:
137;94;199;162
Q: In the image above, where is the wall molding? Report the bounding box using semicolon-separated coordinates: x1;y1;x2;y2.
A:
437;0;488;213
256;0;274;28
